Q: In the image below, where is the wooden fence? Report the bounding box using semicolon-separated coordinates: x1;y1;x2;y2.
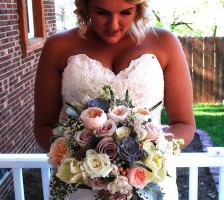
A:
179;37;224;103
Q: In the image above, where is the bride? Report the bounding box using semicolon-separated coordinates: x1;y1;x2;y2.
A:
34;0;195;199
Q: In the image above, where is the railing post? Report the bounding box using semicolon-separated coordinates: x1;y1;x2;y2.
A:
219;167;224;200
41;168;51;200
189;167;198;200
13;168;25;200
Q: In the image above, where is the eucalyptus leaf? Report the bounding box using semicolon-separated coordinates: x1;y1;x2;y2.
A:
136;182;164;200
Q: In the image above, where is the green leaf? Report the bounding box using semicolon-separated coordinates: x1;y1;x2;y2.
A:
135;182;164;200
149;101;162;112
132;162;152;172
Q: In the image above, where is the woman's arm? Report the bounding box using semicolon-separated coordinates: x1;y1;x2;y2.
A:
159;29;196;149
34;36;63;152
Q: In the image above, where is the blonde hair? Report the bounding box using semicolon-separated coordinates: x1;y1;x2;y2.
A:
74;0;151;44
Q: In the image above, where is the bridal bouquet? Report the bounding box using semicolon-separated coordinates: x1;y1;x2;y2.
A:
48;85;184;200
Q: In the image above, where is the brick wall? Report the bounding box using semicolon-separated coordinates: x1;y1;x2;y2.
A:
0;0;56;199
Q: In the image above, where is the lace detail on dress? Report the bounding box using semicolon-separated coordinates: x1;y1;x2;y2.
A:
61;54;164;124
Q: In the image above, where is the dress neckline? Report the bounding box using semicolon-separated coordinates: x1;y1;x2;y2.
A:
67;53;159;77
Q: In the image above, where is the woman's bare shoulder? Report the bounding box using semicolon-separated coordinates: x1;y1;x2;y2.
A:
148;27;181;47
40;28;83;68
44;28;80;50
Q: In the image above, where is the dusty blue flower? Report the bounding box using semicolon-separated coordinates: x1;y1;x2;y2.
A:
118;136;143;163
86;98;111;112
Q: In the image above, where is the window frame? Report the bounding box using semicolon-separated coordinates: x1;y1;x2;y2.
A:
17;0;46;55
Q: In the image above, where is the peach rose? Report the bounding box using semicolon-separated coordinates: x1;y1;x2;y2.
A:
80;107;107;130
107;105;130;123
48;137;69;167
133;107;151;122
127;167;149;189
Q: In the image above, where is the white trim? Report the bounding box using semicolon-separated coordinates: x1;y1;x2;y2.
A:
0;153;224;200
26;0;34;38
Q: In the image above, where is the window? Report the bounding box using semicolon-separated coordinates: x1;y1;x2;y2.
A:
17;0;46;55
26;0;34;39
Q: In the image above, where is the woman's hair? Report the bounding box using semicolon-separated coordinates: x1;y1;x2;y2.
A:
74;0;151;44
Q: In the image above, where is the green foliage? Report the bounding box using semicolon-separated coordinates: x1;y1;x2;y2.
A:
132;182;164;200
193;104;224;146
161;104;224;147
150;0;224;37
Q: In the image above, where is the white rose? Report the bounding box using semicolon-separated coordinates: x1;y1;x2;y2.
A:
135;126;147;141
56;158;83;184
142;139;157;154
143;152;167;182
107;175;132;195
82;149;112;178
132;117;147;141
115;126;130;142
107;105;130;123
155;136;169;153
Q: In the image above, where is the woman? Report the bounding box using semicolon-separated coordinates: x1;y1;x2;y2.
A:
34;0;195;199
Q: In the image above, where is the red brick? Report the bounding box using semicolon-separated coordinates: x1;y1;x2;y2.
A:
0;0;56;199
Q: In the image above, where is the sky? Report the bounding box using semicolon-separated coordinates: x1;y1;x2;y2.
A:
150;0;224;36
54;0;224;36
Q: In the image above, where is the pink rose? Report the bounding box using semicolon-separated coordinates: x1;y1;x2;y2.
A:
80;107;107;130
127;167;148;189
95;119;117;137
145;123;164;140
87;177;108;190
107;105;130;123
74;128;94;148
96;137;118;160
47;137;69;167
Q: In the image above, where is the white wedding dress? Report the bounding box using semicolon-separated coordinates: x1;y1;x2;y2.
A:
50;54;178;200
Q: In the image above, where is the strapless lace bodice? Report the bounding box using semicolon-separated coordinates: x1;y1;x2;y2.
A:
61;54;164;124
51;54;178;200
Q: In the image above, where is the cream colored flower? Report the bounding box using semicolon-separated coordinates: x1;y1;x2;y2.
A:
142;139;157;154
135;126;147;141
115;126;131;142
155;135;169;153
82;149;112;179
56;158;83;184
107;175;132;195
143;152;167;182
80;107;107;130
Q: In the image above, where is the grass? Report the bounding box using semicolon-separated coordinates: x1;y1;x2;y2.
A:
161;104;224;147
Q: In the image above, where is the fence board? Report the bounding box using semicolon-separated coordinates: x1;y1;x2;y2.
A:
204;37;215;103
179;37;224;103
214;38;223;102
193;37;204;103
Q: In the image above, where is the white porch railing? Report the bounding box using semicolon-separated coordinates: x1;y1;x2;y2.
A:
0;152;224;200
